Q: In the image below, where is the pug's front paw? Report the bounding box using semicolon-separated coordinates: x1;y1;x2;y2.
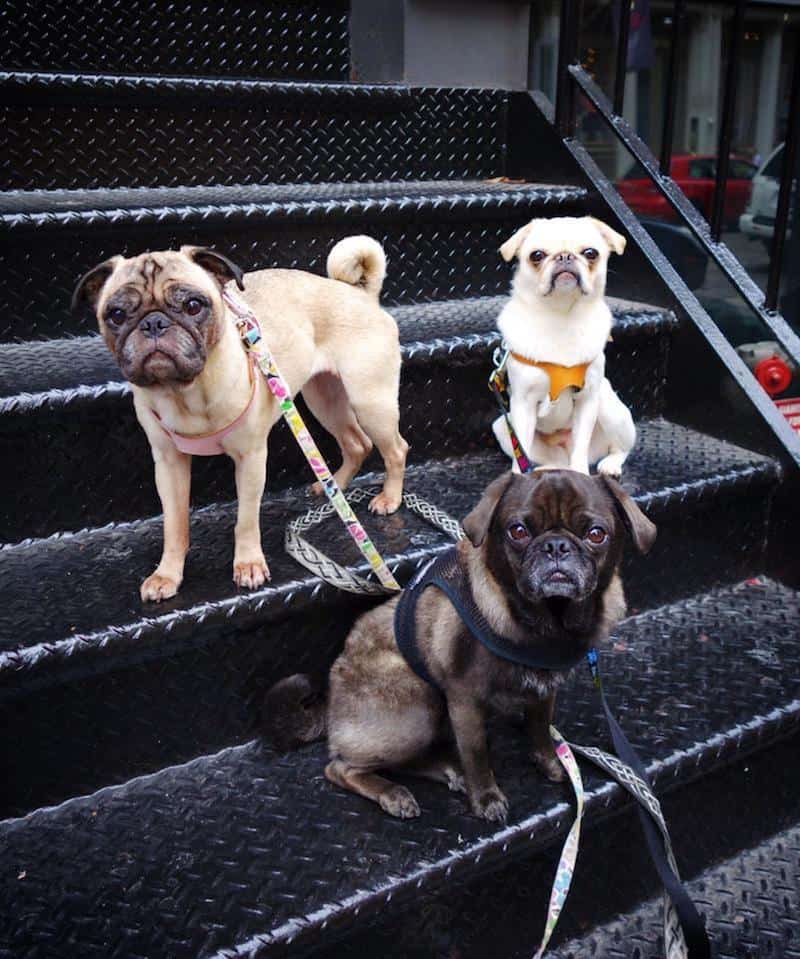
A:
233;554;271;590
471;786;509;823
531;749;566;783
140;571;181;603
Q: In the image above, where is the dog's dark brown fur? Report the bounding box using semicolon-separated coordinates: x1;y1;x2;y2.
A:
263;470;655;821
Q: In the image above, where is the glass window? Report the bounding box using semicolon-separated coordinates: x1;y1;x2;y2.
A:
763;146;785;179
689;158;715;178
730;160;756;180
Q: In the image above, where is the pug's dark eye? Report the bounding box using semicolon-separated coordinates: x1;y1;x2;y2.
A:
585;525;607;545
582;248;599;261
184;297;204;316
507;522;531;543
529;250;546;265
105;306;126;326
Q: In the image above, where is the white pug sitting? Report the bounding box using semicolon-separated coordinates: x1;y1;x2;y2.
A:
492;216;635;477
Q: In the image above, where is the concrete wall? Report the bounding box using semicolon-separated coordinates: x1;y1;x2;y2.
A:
351;0;532;89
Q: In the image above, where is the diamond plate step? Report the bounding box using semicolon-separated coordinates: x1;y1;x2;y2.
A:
0;420;780;817
551;822;800;959
0;179;589;342
0;0;350;80
1;75;507;192
0;297;673;542
3;576;799;958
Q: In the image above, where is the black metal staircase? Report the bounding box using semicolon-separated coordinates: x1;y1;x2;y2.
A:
1;3;799;957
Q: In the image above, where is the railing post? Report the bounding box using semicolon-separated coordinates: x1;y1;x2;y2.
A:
710;0;746;240
766;31;800;313
555;0;578;137
659;0;686;176
613;0;633;116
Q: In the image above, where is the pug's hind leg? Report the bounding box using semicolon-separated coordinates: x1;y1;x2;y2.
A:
302;373;374;493
325;759;421;819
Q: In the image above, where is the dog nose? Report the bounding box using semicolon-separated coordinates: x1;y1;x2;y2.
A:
554;252;575;264
542;536;572;558
138;312;171;338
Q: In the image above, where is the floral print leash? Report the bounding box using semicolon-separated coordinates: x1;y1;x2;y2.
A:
223;288;401;592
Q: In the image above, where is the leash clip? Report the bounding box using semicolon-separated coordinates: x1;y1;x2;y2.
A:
488;345;509;396
236;316;262;349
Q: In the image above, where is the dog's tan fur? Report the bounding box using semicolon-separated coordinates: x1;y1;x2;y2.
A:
74;238;408;601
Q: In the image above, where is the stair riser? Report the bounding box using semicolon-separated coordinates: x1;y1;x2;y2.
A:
1;87;506;192
0;190;588;342
0;0;350;80
0;326;671;542
0;480;773;819
313;734;800;959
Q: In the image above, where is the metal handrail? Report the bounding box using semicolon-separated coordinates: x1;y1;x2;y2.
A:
556;0;800;343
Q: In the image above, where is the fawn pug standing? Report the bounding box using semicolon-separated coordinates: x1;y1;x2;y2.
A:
73;237;408;602
493;216;635;476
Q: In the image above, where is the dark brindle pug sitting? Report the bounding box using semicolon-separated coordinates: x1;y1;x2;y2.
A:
263;469;655;822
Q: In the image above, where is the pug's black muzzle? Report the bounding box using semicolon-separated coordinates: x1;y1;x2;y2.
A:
525;533;597;600
138;311;172;339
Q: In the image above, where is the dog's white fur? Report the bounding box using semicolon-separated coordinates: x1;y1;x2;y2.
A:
492;216;635;476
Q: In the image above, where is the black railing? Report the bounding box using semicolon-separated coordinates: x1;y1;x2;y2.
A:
555;0;800;324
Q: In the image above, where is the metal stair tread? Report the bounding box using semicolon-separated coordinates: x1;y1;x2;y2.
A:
0;70;416;105
3;575;799;959
550;822;800;958
0;179;588;227
0;296;675;402
0;418;778;674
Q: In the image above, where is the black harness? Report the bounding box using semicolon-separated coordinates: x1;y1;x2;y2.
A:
393;546;710;959
394;547;588;688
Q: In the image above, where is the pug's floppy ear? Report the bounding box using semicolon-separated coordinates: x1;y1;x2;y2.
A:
600;475;657;554
499;221;537;262
71;256;122;313
587;217;627;256
183;246;245;291
462;472;515;547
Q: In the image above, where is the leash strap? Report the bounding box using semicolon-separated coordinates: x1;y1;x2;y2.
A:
488;346;534;473
570;739;687;959
586;651;710;959
534;727;584;958
223;288;401;592
285;488;463;596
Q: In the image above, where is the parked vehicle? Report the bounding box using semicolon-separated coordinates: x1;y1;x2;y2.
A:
640;217;707;291
739;143;793;248
617;154;756;227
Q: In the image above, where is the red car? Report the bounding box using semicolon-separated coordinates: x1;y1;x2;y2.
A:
616;154;756;227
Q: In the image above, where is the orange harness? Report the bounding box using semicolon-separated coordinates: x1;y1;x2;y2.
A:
510;352;589;401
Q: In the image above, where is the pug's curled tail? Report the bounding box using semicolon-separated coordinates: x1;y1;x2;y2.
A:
261;673;327;751
327;235;386;299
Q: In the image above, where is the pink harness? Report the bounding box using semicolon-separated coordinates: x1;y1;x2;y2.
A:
153;353;259;456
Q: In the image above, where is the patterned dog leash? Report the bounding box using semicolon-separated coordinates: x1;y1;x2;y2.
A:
222;288;401;592
486;348;707;957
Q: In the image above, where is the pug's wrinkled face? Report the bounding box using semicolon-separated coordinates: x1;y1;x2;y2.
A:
72;246;244;387
499;216;626;303
464;469;655;611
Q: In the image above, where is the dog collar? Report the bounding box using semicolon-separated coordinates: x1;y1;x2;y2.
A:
153;354;258;456
509;353;589;401
394;547;590;686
